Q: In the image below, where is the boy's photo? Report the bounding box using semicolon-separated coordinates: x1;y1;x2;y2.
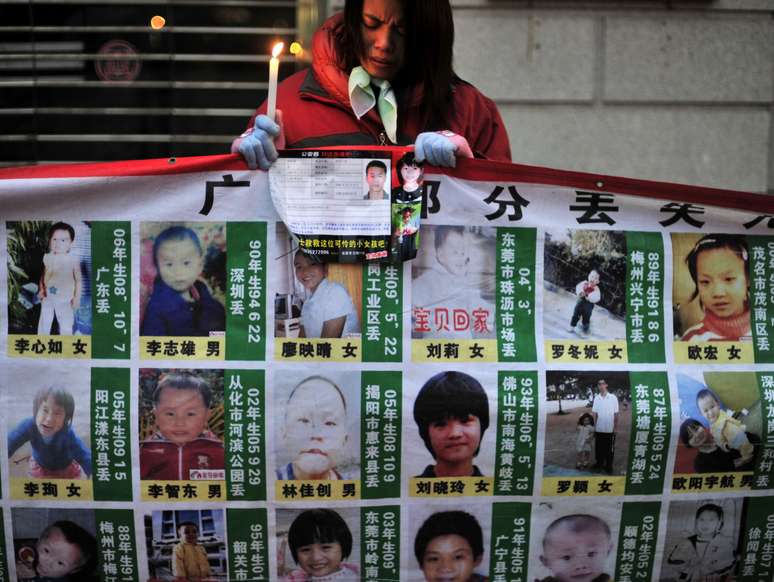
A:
672;233;751;342
406;370;496;479
6;220;92;336
363;159;390;200
139;369;225;481
6;364;92;482
146;509;226;582
543;229;626;340
529;501;619;582
274;371;360;481
12;507;99;582
140;222;226;337
659;498;742;582
275;507;360;581
272;223;362;339
543;372;632;478
411;225;496;339
410;504;491;582
675;372;762;475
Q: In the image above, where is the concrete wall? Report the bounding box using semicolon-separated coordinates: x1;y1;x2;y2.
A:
451;1;774;193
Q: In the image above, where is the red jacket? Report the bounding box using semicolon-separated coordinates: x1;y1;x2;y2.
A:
247;13;511;161
140;431;225;481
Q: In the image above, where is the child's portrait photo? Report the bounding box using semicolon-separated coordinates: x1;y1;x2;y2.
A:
675;372;762;475
146;509;226;582
660;498;742;582
406;370;496;479
139;369;225;481
529;501;619;582
6;364;92;481
672;233;751;342
543;229;626;340
411;225;496;340
391;152;424;261
543;372;632;478
12;508;99;582
273;223;361;339
411;504;491;582
139;222;226;337
6;220;92;336
274;371;360;481
275;507;360;581
363;158;390;201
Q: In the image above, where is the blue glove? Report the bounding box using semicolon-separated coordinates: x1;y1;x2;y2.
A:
231;114;281;170
414;132;457;167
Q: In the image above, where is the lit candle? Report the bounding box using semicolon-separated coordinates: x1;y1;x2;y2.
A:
267;42;284;122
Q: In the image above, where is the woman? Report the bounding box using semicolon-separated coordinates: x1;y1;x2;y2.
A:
232;0;511;169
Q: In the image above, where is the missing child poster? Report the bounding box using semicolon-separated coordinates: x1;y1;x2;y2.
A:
1;149;774;581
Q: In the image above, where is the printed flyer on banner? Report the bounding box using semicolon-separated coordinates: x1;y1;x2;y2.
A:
2;147;774;581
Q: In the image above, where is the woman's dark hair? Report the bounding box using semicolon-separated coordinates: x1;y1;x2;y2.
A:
339;0;457;130
288;509;353;563
413;371;489;458
396;152;423;186
577;413;594;427
414;511;483;565
679;418;704;447
685;234;749;302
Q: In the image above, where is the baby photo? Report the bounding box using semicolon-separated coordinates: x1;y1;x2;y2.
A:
6;220;92;336
139;368;225;481
672;233;751;342
659;498;742;582
410;503;491;582
543;229;626;341
275;507;360;581
12;507;99;582
146;509;226;582
543;372;632;478
675;372;762;475
139;222;226;337
529;500;620;582
273;370;360;481
6;364;92;483
272;223;362;339
411;225;496;340
405;369;497;479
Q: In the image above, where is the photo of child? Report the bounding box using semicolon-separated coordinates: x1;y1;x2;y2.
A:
543;229;626;340
543;372;632;478
6;220;92;336
660;498;742;582
672;233;751;342
146;509;226;582
275;508;360;581
411;505;491;582
411;226;496;339
391;152;423;261
674;372;761;475
139;370;225;481
274;372;360;481
409;370;495;478
13;508;98;582
530;502;619;582
140;222;226;337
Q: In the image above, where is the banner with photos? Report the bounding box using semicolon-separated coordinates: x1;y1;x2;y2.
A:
1;148;774;582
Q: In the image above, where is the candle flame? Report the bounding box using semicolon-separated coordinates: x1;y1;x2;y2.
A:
150;15;166;30
290;42;302;56
271;42;284;59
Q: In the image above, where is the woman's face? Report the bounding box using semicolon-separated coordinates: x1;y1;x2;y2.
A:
401;163;422;186
695;247;748;318
294;252;326;294
359;0;405;81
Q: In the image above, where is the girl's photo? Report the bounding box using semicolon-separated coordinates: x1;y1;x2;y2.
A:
146;509;226;582
140;222;226;337
7;220;92;336
6;364;91;482
672;233;751;342
391;152;424;261
12;507;99;582
674;372;762;475
274;371;360;482
543;229;626;340
275;507;360;581
659;498;742;582
411;225;496;340
273;223;362;339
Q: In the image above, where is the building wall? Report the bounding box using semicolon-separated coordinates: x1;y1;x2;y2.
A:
450;1;774;193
